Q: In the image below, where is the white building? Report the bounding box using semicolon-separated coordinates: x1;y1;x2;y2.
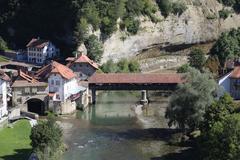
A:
0;71;10;125
35;61;86;114
26;38;59;65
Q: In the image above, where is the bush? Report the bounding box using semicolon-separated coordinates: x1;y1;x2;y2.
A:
157;0;187;17
172;2;187;16
123;17;140;35
219;9;231;19
157;0;172;17
177;64;190;73
101;59;140;73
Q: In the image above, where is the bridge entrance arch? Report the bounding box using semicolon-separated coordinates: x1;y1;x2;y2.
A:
26;98;45;115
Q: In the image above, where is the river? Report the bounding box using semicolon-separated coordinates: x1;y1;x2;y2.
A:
61;91;188;160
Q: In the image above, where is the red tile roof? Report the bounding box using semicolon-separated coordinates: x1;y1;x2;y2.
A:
66;54;98;69
230;66;240;78
12;70;48;87
88;73;183;84
26;38;49;49
0;70;10;81
19;70;39;83
35;61;76;80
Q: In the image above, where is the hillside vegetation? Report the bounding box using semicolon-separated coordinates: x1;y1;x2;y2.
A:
0;0;187;56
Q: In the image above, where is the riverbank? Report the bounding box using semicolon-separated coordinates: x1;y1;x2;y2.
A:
0;120;32;160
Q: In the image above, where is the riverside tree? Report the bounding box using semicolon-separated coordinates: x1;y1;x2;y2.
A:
30;114;63;160
165;67;219;132
200;114;240;160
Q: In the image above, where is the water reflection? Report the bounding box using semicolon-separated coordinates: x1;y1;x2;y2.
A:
62;91;185;160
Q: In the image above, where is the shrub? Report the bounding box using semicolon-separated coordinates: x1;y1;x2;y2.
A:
157;0;172;17
123;16;140;35
172;2;187;16
219;9;231;19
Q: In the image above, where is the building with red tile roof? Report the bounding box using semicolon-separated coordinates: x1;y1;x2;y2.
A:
66;53;98;80
35;61;76;80
26;38;59;65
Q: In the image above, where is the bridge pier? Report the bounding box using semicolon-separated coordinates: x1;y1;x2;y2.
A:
140;90;148;105
91;89;96;105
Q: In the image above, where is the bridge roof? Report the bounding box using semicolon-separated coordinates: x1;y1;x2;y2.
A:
88;73;183;84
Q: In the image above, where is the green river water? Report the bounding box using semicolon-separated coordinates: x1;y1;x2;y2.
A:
61;91;188;160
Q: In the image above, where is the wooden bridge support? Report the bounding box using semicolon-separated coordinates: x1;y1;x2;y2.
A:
140;90;148;105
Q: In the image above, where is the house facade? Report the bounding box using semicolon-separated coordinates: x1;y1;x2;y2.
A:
219;66;240;99
66;53;98;80
0;71;10;125
35;61;87;114
11;70;48;115
26;38;59;65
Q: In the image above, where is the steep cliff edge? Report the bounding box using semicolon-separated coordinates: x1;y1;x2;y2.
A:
102;0;240;62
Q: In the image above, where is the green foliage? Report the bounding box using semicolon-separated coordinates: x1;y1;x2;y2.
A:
165;67;219;132
205;55;221;75
30;115;63;159
200;114;240;160
85;35;103;63
101;59;140;73
123;17;140;35
172;2;187;16
0;0;161;56
74;18;89;45
0;36;8;51
219;9;231;19
81;1;100;30
210;28;240;66
177;64;190;73
188;48;206;71
201;93;235;132
156;0;187;17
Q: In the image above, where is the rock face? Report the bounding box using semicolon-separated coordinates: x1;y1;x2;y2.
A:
102;0;240;63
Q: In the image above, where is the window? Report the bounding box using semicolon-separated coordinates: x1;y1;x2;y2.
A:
24;87;30;94
32;88;37;94
56;80;60;85
17;98;22;103
51;80;54;85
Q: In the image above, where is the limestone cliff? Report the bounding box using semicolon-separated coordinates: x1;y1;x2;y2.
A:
101;0;240;63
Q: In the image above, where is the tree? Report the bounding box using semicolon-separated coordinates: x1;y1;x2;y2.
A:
30;114;63;159
177;64;190;73
200;114;240;160
81;0;100;30
85;35;103;63
188;48;206;71
0;36;8;51
201;93;235;132
73;18;89;45
165;68;219;132
210;29;240;66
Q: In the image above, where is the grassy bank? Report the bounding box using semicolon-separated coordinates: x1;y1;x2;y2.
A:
0;120;32;160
